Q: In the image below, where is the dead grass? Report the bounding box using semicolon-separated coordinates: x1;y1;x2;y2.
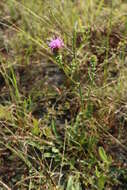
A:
0;0;127;189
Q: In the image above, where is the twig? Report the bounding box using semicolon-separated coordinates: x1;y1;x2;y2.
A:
14;176;44;187
96;120;127;153
0;180;11;190
58;120;67;186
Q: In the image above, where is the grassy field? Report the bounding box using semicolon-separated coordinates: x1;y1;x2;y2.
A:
0;0;127;189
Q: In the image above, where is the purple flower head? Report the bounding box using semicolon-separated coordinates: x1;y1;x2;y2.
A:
49;37;64;52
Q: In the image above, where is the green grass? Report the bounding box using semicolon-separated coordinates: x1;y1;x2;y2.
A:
0;0;127;189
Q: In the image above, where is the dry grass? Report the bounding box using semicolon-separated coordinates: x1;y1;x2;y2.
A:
0;0;127;189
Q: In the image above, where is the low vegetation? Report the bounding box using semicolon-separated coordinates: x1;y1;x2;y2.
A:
0;0;127;189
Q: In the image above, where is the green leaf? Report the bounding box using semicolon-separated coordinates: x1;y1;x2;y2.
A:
66;176;82;190
85;102;93;119
32;118;40;135
98;147;108;163
98;175;106;190
51;120;62;143
95;166;100;178
75;182;82;190
44;153;53;158
52;147;59;153
66;176;74;190
0;105;12;121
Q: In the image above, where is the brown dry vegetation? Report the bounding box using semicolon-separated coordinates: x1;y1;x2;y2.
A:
0;0;127;189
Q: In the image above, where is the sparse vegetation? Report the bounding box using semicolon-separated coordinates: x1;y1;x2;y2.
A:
0;0;127;189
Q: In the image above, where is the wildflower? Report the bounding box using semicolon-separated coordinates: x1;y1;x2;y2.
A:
49;37;64;52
